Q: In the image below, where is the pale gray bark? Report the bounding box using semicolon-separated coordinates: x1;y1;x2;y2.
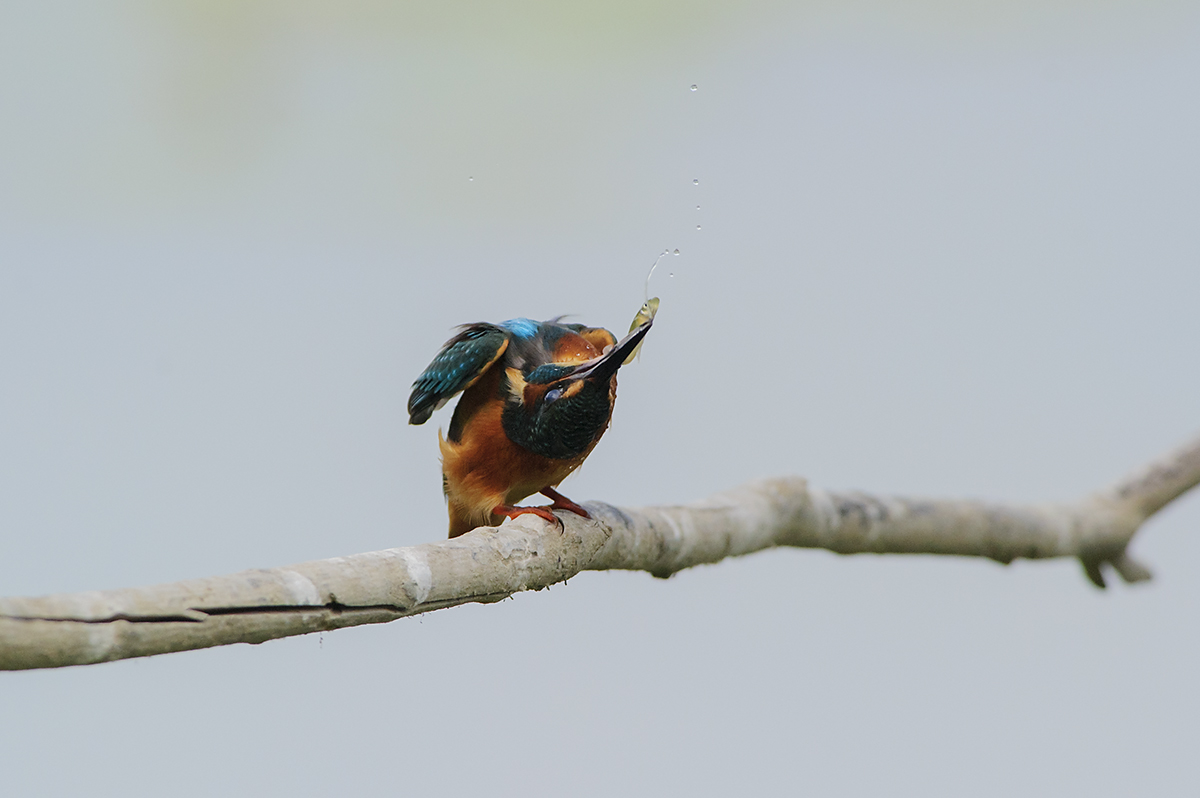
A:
2;434;1197;670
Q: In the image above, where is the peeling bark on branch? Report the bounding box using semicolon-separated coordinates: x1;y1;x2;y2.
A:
2;434;1197;671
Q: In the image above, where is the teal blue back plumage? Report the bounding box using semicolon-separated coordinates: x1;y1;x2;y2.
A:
407;324;509;425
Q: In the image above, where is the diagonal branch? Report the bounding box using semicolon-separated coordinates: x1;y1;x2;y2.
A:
2;434;1197;671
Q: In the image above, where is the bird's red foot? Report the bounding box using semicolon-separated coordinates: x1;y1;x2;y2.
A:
493;504;562;528
539;487;591;519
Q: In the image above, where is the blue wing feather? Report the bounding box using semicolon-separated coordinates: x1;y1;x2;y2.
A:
408;324;510;425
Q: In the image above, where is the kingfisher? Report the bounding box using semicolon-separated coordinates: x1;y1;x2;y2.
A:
408;313;654;538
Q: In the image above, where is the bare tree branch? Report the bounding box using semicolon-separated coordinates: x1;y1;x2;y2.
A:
2;434;1197;670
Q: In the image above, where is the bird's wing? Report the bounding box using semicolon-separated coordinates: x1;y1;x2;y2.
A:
407;324;510;425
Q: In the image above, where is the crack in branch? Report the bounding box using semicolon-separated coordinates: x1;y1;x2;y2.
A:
1;591;517;627
198;602;408;617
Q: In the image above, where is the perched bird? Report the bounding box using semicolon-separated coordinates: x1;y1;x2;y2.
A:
408;314;653;538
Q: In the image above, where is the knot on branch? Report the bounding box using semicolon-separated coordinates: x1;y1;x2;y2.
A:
1074;496;1155;589
1079;550;1153;589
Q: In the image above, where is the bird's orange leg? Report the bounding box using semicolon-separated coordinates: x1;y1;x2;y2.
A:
492;489;589;530
493;504;561;528
539;487;591;519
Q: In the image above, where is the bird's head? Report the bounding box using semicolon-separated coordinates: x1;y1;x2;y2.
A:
501;319;653;459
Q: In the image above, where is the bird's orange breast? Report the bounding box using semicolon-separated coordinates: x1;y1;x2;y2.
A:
440;379;597;536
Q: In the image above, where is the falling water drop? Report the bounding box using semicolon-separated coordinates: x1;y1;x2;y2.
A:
468;176;474;181
690;84;698;92
696;225;701;230
692;179;699;185
696;205;700;210
673;249;679;255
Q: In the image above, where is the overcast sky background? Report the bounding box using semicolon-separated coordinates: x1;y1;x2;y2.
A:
1;2;1198;795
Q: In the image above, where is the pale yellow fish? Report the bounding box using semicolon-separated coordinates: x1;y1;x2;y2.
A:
623;296;659;364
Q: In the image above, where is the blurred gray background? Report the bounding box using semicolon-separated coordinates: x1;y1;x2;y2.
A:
2;2;1198;795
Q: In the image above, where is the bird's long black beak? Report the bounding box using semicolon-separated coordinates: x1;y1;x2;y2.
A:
570;320;653;384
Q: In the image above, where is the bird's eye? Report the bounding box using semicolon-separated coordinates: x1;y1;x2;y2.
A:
543;387;563;405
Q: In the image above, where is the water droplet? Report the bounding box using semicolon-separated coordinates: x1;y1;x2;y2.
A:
669;272;674;278
696;225;701;230
692;179;699;185
673;249;679;255
696;205;700;210
468;176;474;181
690;84;698;92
